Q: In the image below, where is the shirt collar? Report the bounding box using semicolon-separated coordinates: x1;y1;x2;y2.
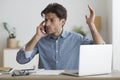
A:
61;29;67;38
47;29;67;40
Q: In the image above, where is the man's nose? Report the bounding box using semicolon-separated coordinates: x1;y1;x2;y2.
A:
45;21;50;26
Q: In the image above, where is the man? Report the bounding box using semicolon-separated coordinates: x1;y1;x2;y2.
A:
16;3;105;70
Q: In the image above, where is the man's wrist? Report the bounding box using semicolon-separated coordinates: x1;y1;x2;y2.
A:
88;22;95;27
34;34;41;41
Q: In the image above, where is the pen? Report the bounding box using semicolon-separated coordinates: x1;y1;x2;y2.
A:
21;69;35;71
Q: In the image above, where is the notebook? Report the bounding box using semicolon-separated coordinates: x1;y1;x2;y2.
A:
63;44;112;76
0;67;12;73
0;67;13;75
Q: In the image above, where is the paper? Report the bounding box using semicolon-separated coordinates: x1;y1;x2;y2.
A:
30;69;64;75
0;67;14;75
0;67;12;72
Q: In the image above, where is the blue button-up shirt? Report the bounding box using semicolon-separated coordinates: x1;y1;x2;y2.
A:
16;30;93;70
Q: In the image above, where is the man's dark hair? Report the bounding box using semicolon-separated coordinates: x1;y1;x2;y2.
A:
41;3;67;20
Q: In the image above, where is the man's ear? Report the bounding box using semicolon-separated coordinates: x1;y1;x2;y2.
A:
61;19;66;26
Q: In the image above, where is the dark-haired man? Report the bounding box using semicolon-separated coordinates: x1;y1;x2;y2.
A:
16;3;105;70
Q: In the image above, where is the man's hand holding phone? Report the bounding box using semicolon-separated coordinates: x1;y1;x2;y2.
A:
35;21;47;39
25;21;47;51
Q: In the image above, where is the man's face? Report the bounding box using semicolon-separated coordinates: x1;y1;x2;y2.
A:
44;12;65;35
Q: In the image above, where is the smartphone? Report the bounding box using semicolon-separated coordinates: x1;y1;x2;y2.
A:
43;25;47;33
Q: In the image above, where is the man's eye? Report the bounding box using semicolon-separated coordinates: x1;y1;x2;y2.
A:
50;19;54;22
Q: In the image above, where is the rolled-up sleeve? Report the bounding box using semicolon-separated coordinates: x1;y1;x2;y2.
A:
78;34;93;44
82;36;93;44
16;49;30;64
16;46;38;64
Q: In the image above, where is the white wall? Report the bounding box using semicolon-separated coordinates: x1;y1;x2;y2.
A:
0;0;110;66
107;0;112;43
113;0;120;70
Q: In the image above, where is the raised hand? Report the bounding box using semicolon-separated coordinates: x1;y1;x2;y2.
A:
25;21;47;51
85;4;95;26
36;21;47;38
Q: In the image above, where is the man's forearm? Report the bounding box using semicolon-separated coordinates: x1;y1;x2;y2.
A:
25;35;41;51
89;23;105;44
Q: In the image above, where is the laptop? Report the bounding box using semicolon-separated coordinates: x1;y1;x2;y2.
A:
63;44;112;76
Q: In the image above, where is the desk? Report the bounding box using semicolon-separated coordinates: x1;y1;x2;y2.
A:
0;70;120;80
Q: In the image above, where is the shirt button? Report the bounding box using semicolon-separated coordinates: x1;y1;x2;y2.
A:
56;50;58;53
56;61;59;63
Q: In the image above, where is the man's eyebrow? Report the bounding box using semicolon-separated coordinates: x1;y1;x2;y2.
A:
45;17;55;20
